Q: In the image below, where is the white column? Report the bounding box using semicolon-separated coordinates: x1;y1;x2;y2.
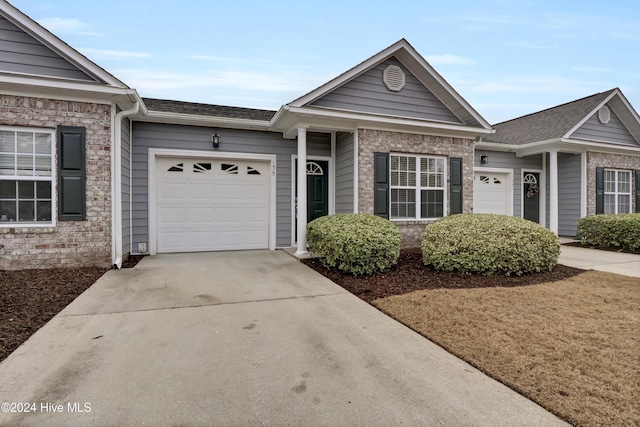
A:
549;150;559;234
295;127;308;256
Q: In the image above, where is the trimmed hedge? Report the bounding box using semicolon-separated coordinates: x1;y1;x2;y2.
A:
421;214;560;276
577;213;640;252
306;214;401;276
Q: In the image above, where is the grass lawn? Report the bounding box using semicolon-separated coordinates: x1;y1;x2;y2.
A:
372;270;639;427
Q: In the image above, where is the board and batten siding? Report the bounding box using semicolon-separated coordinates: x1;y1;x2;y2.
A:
474;151;542;218
121;116;131;255
131;122;331;251
572;107;638;146
335;132;354;213
310;57;461;123
557;153;582;236
0;16;94;81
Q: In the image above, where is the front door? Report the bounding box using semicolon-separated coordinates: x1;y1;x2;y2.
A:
295;160;329;240
523;172;540;223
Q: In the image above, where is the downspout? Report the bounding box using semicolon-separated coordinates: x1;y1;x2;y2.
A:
113;102;139;268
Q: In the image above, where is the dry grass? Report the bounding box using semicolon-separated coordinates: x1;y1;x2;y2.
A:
372;270;640;427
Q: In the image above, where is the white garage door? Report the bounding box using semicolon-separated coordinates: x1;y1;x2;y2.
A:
473;172;509;215
156;157;270;253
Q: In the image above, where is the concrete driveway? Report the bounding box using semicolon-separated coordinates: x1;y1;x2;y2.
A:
559;243;640;278
0;250;567;426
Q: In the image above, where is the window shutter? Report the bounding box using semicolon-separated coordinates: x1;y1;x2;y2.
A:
636;170;640;213
595;167;604;215
450;157;463;214
373;152;389;219
57;126;86;221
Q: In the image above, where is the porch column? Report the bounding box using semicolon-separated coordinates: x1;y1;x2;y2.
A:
295;127;308;257
549;150;559;234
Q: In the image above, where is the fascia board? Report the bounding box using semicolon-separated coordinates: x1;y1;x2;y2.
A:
0;72;134;96
0;1;128;88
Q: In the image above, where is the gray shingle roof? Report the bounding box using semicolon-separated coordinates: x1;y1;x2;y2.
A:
142;98;277;121
485;89;616;145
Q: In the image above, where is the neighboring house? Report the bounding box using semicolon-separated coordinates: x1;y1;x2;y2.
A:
1;1;639;270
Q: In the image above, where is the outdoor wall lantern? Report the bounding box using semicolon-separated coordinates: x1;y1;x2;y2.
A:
211;132;221;149
480;155;488;165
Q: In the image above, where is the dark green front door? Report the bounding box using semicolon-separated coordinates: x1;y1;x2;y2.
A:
295;160;329;240
523;172;540;223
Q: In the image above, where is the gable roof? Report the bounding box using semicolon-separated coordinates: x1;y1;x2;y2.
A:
143;98;276;121
0;0;128;88
485;88;640;145
287;39;492;130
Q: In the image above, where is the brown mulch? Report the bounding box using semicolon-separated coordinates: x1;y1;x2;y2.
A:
302;248;586;302
0;255;145;363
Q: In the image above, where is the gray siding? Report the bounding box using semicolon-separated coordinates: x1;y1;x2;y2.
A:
474;151;542;218
0;16;94;80
121;116;131;255
335;132;354;213
558;153;581;236
572;106;638;146
310;57;461;123
131;122;331;250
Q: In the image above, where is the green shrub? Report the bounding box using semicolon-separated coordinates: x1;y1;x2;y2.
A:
306;214;401;276
421;214;560;276
577;214;640;252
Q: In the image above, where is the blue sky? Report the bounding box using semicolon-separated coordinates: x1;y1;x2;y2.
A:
10;0;640;124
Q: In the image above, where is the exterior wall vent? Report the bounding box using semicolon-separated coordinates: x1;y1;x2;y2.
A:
383;65;405;91
598;105;611;124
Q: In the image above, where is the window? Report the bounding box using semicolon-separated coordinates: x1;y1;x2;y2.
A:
604;169;631;214
0;128;54;224
390;154;445;219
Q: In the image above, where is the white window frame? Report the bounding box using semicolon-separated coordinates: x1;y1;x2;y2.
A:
0;126;56;227
604;169;632;214
390;153;447;221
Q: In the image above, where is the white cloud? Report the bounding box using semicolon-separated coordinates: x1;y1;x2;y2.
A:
79;48;151;60
507;41;557;49
36;17;102;36
470;76;604;96
425;54;474;65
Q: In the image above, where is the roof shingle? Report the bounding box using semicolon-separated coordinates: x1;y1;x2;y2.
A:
142;98;277;121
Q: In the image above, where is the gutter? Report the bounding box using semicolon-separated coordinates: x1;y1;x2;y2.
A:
112;101;139;268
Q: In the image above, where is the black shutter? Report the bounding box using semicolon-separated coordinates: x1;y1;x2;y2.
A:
636;170;640;213
373;152;389;219
57;126;86;221
595;167;604;215
450;157;463;214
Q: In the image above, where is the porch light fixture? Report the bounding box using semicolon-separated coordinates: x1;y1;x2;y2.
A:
211;132;221;149
481;155;488;165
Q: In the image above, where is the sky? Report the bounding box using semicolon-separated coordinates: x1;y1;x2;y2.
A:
9;0;640;124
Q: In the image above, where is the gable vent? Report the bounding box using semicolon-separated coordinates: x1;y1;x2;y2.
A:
598;106;611;124
383;65;405;91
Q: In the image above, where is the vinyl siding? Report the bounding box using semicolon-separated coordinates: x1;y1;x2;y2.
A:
335;132;354;213
0;17;94;81
121;116;131;255
131;122;331;250
572;107;638;146
558;153;581;236
310;57;461;123
475;151;542;218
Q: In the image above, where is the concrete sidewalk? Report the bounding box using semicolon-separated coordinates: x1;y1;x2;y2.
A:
559;242;640;278
0;250;567;426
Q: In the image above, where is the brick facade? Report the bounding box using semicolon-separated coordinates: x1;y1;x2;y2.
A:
586;151;640;215
0;95;112;269
357;128;475;248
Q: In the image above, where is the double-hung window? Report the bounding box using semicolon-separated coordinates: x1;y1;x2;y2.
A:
390;154;446;220
604;169;631;214
0;128;54;224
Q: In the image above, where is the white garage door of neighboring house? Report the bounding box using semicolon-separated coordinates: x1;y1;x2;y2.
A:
156;157;270;253
473;172;510;215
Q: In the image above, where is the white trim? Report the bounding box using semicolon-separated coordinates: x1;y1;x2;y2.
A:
290;154;333;247
564;90;618;138
353;129;359;213
580;152;587;218
520;169;544;225
0;73;134;96
541;153;547;227
603;168;633;214
549;150;559;234
331;131;336;215
473;167;514;216
147;148;277;255
129;119;134;255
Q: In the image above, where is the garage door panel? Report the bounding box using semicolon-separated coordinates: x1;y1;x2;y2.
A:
473;172;510;215
157;157;270;253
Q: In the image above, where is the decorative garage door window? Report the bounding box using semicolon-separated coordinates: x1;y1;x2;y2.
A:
193;162;212;174
221;163;239;174
390;154;445;219
167;162;184;172
0;128;54;224
604;169;631;213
